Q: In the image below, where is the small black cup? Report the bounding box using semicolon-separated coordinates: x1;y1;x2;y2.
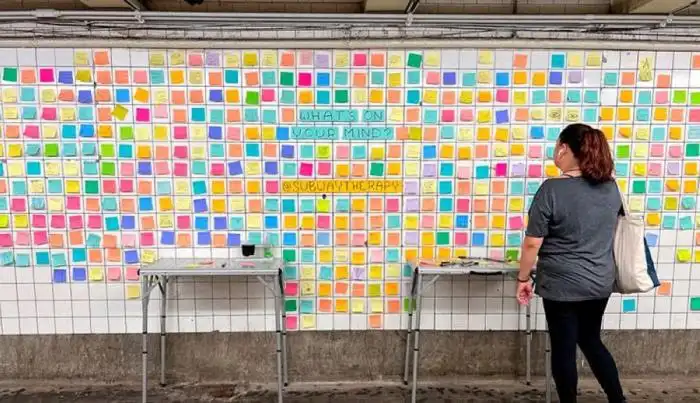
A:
241;244;255;257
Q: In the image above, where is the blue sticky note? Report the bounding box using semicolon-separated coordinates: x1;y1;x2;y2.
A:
30;198;45;210
115;89;130;103
72;267;86;281
645;233;658;247
161;231;175;245
213;216;227;230
72;248;86;263
281;145;294;158
53;269;67;283
495;109;509;124
423;145;437;159
79;124;95;138
118;144;132;158
495;72;510;86
472;232;486;246
276;127;290;141
138;162;152;175
530;126;545;139
227;233;241;246
58;71;73;84
78;90;93;104
317;72;330;86
124;250;139;264
193;198;208;213
62;125;77;139
264;216;279;229
455;215;469;228
264;161;278;175
317;232;330;245
443;71;457;85
440;162;454;176
26;162;41;176
549;71;563;85
622;299;636;313
209;89;223;103
283;233;297;246
550;54;566;68
195;216;208;230
228;161;243;176
138;197;153;211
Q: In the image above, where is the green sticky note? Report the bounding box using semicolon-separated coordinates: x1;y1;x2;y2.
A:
632;180;646;194
284;299;298;312
44;143;59;157
506;249;520;262
436;232;450;245
403;297;417;312
245;91;259;105
691;297;700;311
407;53;423;68
282;249;296;263
119;126;133;140
335;90;348;104
279;72;294;86
369;163;384;176
691;92;700;105
101;161;116;176
673;90;687;104
100;144;115;158
686;143;699;157
84;180;99;194
3;67;17;82
616;145;630;158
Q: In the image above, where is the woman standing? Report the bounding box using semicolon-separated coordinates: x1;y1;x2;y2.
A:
516;124;626;403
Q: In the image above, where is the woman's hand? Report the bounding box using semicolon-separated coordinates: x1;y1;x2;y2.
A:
516;281;533;305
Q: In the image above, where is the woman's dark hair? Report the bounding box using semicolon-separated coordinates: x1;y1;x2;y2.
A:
558;124;614;185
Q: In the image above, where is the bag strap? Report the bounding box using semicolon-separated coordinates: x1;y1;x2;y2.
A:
614;179;630;217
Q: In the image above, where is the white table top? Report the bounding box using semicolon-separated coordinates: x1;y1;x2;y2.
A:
417;262;519;276
139;258;283;277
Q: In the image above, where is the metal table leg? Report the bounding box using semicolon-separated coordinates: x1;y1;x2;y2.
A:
526;302;532;385
403;267;418;385
141;275;150;403
159;277;167;387
410;273;424;403
278;269;288;387
545;321;552;403
273;274;284;403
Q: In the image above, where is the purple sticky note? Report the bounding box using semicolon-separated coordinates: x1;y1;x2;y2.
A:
299;162;313;176
423;163;437;177
39;68;55;83
405;232;419;246
404;181;419;195
404;198;419;212
351;266;365;281
568;71;582;84
205;51;220;67
495;163;508;177
667;162;680;175
511;162;526;177
314;53;330;68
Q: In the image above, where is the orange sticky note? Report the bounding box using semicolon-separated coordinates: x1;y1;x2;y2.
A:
94;50;110;65
513;53;528;68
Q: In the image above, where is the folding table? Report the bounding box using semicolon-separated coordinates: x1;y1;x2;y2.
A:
139;257;287;403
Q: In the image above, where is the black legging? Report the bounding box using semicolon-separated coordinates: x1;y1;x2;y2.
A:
543;298;626;403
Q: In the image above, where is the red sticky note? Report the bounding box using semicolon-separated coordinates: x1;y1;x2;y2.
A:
141;232;155;246
441;109;455;122
24;125;40;138
176;215;191;229
386;198;400;212
173;126;188;139
299;163;313;176
317;162;332;176
265;180;279;193
33;231;48;246
31;214;47;228
298;72;312;87
353;52;367;66
50;215;66;229
508;216;524;230
135;108;151;122
11;198;26;212
39;68;54;83
317;215;330;229
689;109;700;122
102;180;117;194
210;163;225;176
173;146;188;159
173;163;188;177
154;161;170;175
69;215;84;229
87;215;102;229
41;107;57;120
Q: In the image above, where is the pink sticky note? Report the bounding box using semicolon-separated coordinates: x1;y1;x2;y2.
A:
650;144;665;157
285;316;298;331
135;108;150;122
648;162;662;176
0;233;13;247
188;53;203;66
690;109;700;122
352;233;365;246
39;68;54;83
31;214;47;228
441;109;455;122
527;164;543;178
122;234;136;248
299;50;313;66
668;145;682;158
495;163;508;177
87;215;102;229
120;179;134;193
454;232;469;245
299;163;313;177
265;180;279;193
102;180;117;194
120;162;135;176
15;231;30;246
66;196;81;210
173;163;188;177
317;162;332;176
140;232;155;247
496;89;510;103
426;71;440;85
528;145;543;158
50;215;66;229
68;215;83;229
508;216;524;230
655;91;669;104
420;216;435;229
261;89;275;102
41;107;57;120
227;127;240;141
11;198;26;212
173;146;188;159
386;198;400;212
153;105;168;119
353;52;367;66
152;161;168;176
298;72;312;87
177;215;190;229
24;125;40;138
370;249;383;263
125;267;140;281
33;231;48;246
317;215;330;229
107;267;122;281
173;126;188;140
460;109;474;122
335;145;349;159
456;198;470;212
210;163;224;176
133;70;148;84
457;166;471;179
284;282;299;296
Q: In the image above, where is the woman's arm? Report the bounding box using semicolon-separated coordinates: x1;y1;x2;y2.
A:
518;235;543;281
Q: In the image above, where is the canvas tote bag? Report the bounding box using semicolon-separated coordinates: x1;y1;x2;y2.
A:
613;181;660;294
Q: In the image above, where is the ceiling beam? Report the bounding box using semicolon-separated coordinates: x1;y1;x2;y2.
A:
612;0;695;14
364;0;412;13
80;0;147;11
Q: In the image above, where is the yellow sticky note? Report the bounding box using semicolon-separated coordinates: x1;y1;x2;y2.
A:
2;88;17;103
175;198;191;212
404;162;419;176
262;50;277;67
457;128;473;141
8;162;23;177
629;197;644;212
76;69;92;83
351;251;365;265
513;91;527;105
509;198;524;212
512;127;526;140
153;90;168;105
142;250;156;264
318;249;332;263
48;198;64;212
545;164;560;177
438;215;452;229
8;144;22;158
224;52;239;67
388;52;403;68
352;299;365;313
3;106;18;120
89;267;104;281
64;162;79;176
66;180;80;193
389;108;403;122
229;198;245;212
245;162;262;176
45;162;60;176
149;52;165;66
634;145;648;158
170;51;185;66
14;214;28;228
74;51;89;66
568;52;584;68
300;281;314;296
335;51;349;67
586;52;602;67
43;125;58;139
531;108;545;120
388;72;402;87
189;70;203;85
565;109;580;122
474;181;489;195
301;315;315;329
425;51;440;67
459;90;473;104
676;249;692;263
29;180;44;194
494;144;508;157
158;214;173;228
548;108;562;122
633;163;647;176
247;215;262;229
191;146;206;160
477;71;492;84
126;285;141;299
110;105;128;121
639;56;654;82
60;108;75;121
135;127;151;141
478;50;493;65
243;52;258;67
422;180;437;194
370;299;383;313
300;266;315;280
477;110;492;123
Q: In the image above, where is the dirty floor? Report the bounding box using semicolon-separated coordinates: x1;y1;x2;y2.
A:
1;378;699;402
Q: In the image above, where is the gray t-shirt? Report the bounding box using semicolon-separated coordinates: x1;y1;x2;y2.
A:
526;177;622;302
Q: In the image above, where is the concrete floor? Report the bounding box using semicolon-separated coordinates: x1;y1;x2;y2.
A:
1;378;699;402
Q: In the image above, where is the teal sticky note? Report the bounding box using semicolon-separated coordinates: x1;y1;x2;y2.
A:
546;145;555;159
192;161;207;175
282;162;296;176
510;181;524;195
51;253;67;267
266;233;279;246
527;181;541;195
12;181;26;195
566;90;581;103
244;108;259;122
300;145;314;159
25;144;41;156
280;90;295;104
20;88;35;102
507;233;521;247
622;298;636;313
371;71;384;85
681;196;696;210
646;197;661;210
62;143;77;157
86;234;101;248
352;145;366;159
583;90;599;104
102;197;118;211
192;180;207;195
438;181;452;194
652;127;666;141
229;217;243;230
264;199;279;212
210;109;224;124
615;162;629;177
635;108;650;122
648;180;662;194
661;215;676;229
105;216;120;231
462;72;476;86
224;69;239;84
22;107;37;120
407;71;421;85
15;253;30;267
679;216;693;230
300;249;314;263
262;109;276;124
149;69;165;84
191;108;206;122
209;144;224;158
386;249;400;262
604;72;618;86
319;266;332;281
406;90;421;104
156;181;171;195
300;299;314;314
336;198;349;212
25;162;41;176
1;252;13;266
300;199;314;213
334;71;348;86
283;266;297;280
532;90;546;104
423;109;438;124
35;252;49;266
83;161;98;175
118;144;133;158
637;90;652;105
440;126;455;140
547;128;560;142
30;198;45;210
583;108;598;123
247;232;262;244
81;143;96;156
47;180;62;193
387;215;400;229
262;71;276;85
78;107;94;121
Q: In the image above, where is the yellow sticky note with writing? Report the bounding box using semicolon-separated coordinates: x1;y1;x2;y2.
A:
477;71;492;84
474;181;489;195
154;90;167;104
60;108;75;121
245;162;262;176
224;52;239;67
262;50;277;67
45;162;60;176
43;125;58;139
388;52;403;68
389;108;403;122
142;250;156;264
586;52;602;67
175;198;191;212
639;56;654;82
422;180;437;194
3;107;18;120
2;88;17;103
478;50;493;65
335;52;349;67
89;267;104;282
158;214;173;228
41;89;56;103
149;52;165;66
74;51;89;66
29;180;44;194
48;198;64;212
170;51;185;66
